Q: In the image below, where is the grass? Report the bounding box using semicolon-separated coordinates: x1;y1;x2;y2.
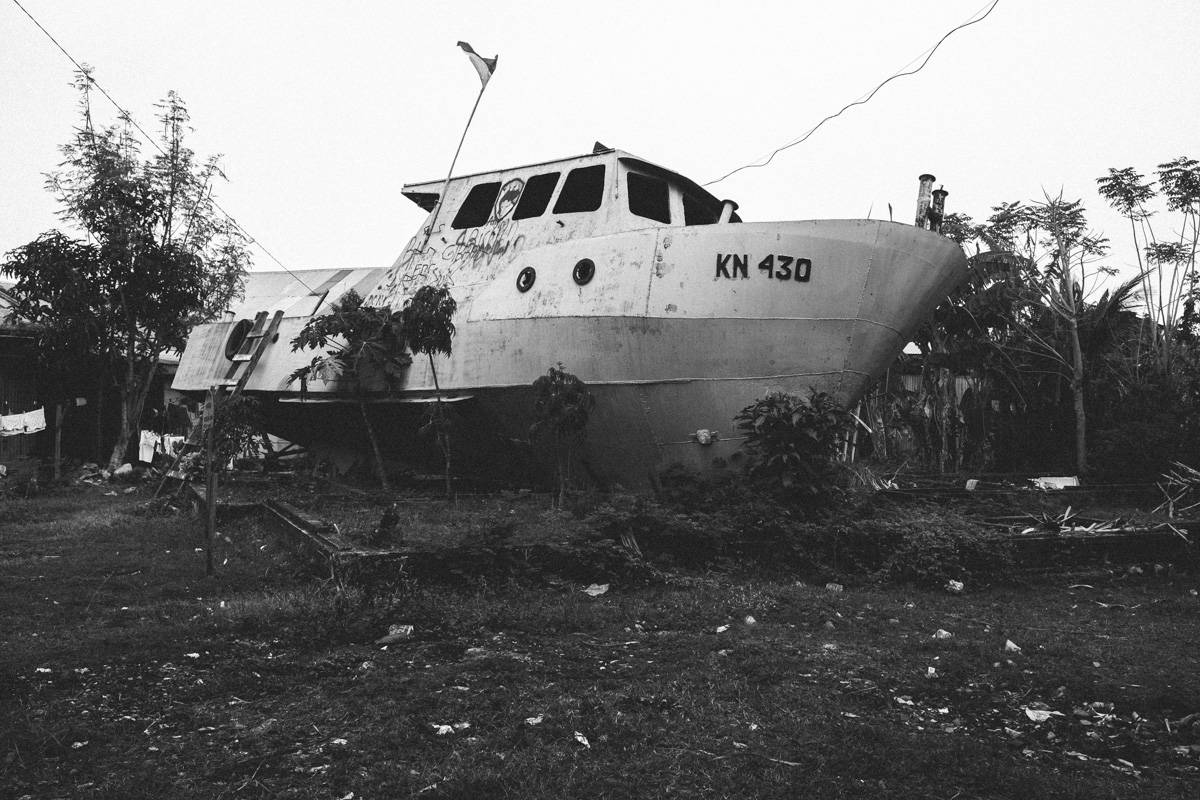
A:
2;485;1200;799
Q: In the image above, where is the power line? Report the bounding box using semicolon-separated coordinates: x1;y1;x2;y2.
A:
10;0;317;294
704;0;1002;188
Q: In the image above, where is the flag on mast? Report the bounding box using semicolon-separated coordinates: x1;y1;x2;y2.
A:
457;41;498;89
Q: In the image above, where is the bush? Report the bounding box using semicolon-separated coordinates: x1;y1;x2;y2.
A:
879;507;1015;588
734;390;852;496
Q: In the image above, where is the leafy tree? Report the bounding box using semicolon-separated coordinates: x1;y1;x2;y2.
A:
1;70;249;470
898;195;1142;476
288;289;411;489
734;390;851;495
1097;158;1200;383
399;286;458;498
530;364;596;508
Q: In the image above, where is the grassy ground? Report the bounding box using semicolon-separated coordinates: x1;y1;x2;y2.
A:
2;486;1199;799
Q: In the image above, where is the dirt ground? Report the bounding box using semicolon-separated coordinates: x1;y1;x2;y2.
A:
2;481;1199;799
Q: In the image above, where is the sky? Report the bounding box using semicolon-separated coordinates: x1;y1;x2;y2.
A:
3;0;1198;296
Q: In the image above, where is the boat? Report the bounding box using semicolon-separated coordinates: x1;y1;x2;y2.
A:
174;146;967;488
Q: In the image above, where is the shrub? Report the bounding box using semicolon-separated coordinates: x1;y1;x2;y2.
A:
879;508;1015;588
734;390;852;495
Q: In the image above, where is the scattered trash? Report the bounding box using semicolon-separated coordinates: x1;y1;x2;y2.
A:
574;731;591;748
926;667;938;678
895;696;915;706
824;620;836;630
715;624;730;634
743;615;757;626
123;486;137;495
965;479;978;491
1005;639;1022;653
432;724;454;736
525;715;544;726
1024;707;1064;722
1031;476;1078;490
824;583;843;593
934;629;953;640
946;580;964;594
112;463;134;478
1127;565;1144;575
185;652;200;659
582;584;609;597
376;624;414;645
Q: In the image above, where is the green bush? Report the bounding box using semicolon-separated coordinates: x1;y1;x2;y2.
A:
878;508;1015;588
734;390;852;495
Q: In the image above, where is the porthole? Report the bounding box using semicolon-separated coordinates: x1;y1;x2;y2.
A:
224;318;254;361
516;266;536;293
572;258;596;286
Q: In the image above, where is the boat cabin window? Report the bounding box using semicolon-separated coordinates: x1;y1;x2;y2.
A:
627;172;671;224
683;192;741;225
451;181;502;229
683;193;718;225
553;165;606;214
512;172;560;220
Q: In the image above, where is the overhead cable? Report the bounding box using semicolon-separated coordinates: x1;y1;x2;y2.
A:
704;0;1001;188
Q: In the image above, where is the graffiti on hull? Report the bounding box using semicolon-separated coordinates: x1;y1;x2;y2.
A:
366;178;529;309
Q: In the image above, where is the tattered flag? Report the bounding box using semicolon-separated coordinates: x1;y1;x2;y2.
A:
457;41;498;89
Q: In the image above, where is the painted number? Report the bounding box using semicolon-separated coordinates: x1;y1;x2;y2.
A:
717;254;811;282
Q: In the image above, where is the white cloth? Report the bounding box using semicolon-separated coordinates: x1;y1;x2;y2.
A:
23;407;46;434
0;413;22;436
1;408;45;436
139;430;159;463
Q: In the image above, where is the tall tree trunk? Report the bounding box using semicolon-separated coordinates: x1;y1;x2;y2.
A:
359;399;390;491
1066;316;1088;475
94;382;105;465
428;353;452;499
107;356;160;471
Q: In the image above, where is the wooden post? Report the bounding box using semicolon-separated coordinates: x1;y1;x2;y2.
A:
204;388;216;578
54;404;64;481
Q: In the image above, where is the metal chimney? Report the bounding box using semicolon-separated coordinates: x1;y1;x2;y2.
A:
914;174;936;229
929;188;949;233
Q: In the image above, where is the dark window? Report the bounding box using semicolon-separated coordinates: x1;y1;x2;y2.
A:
683;193;718;226
627;172;671;224
512;172;560;220
684;193;741;225
553;165;606;214
451;181;501;229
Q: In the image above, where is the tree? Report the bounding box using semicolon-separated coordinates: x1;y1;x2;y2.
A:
288;289;411;489
399;286;458;498
902;197;1139;476
1;69;249;470
530;364;596;509
1097;158;1200;383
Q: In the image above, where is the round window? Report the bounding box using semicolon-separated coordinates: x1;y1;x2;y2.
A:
573;258;596;286
224;318;254;361
516;267;536;293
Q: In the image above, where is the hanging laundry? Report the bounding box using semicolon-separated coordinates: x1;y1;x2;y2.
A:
3;407;48;436
139;430;160;463
23;407;46;434
0;413;22;436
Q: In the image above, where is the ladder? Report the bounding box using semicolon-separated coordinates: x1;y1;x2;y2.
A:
154;310;284;495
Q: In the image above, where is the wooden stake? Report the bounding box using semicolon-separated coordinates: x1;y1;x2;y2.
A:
54;404;64;482
204;388;216;577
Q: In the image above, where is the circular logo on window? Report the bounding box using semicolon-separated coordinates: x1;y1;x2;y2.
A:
494;178;525;221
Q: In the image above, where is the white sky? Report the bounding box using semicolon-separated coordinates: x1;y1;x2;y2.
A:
3;0;1198;291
